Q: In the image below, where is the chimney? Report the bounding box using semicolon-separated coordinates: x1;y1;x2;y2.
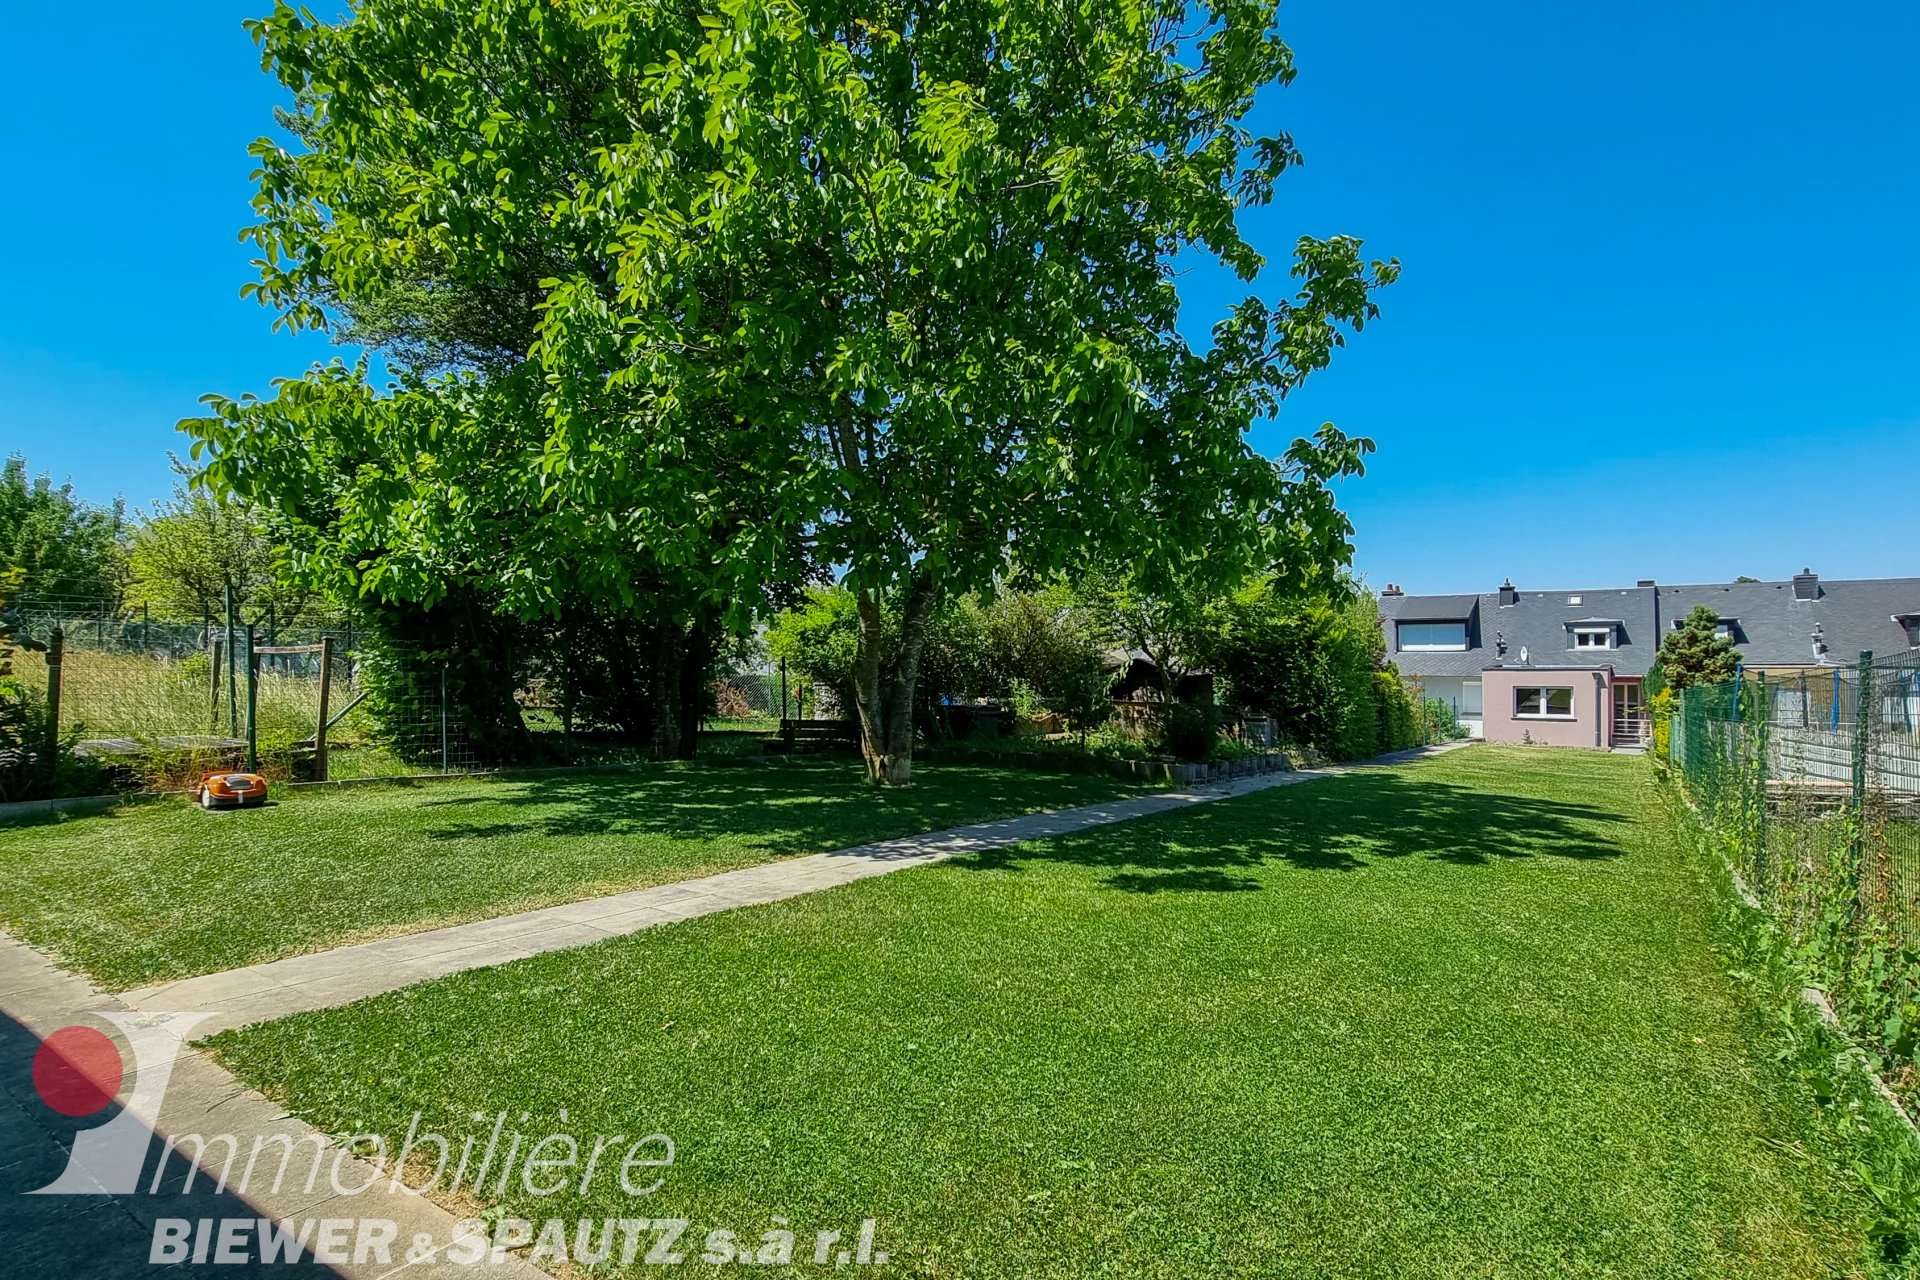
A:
1382;583;1404;597
1636;579;1656;587
1793;567;1819;601
1498;578;1517;608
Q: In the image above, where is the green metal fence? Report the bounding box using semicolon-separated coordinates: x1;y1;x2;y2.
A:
1671;649;1920;1091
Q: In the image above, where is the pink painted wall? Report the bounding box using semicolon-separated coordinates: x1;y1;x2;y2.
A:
1481;667;1613;748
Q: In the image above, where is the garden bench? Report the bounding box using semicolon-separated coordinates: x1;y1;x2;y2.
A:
779;718;861;752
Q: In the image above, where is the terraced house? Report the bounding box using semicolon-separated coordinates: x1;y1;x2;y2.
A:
1378;570;1920;749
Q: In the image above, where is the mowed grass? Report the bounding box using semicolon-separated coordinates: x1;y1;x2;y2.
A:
211;747;1878;1278
0;759;1158;990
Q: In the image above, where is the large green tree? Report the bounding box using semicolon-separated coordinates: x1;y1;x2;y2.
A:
0;457;127;603
128;459;316;625
197;0;1391;782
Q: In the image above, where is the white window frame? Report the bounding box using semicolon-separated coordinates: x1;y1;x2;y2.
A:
1572;626;1613;650
1397;621;1468;652
1513;686;1575;719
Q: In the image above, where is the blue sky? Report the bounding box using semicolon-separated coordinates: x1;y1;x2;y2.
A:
1;1;1914;593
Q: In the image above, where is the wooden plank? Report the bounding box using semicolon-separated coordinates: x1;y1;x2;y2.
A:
252;643;326;656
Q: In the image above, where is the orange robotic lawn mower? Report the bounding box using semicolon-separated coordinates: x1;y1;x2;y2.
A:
196;771;269;810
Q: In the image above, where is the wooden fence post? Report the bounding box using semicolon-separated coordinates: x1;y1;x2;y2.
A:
44;627;63;755
314;636;334;782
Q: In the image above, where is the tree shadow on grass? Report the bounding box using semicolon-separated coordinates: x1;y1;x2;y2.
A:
959;769;1630;893
409;760;1144;852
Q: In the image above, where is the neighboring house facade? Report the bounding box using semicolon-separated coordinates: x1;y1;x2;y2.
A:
1379;570;1920;750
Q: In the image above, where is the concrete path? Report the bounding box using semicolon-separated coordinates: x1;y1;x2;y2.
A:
122;743;1469;1037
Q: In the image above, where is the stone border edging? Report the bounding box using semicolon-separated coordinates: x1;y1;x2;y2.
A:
0;792;128;824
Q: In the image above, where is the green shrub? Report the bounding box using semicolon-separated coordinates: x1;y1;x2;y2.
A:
1209;735;1259;763
765;586;861;715
1372;668;1421;753
1648;687;1674;759
1207;580;1387;761
1421;697;1465;742
1084;722;1151;761
1158;701;1218;762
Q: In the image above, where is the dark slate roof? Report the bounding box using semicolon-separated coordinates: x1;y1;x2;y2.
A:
1391;594;1480;621
1657;577;1920;667
1379;585;1658;677
1381;575;1920;679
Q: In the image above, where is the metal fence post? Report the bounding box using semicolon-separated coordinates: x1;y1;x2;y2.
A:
44;627;63;755
1851;650;1875;866
1753;672;1769;891
224;584;238;739
780;657;793;751
209;637;223;731
440;664;450;773
244;624;259;773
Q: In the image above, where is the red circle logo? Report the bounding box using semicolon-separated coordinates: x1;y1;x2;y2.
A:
33;1025;125;1117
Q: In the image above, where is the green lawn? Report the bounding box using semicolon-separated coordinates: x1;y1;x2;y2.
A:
209;746;1884;1278
0;759;1157;990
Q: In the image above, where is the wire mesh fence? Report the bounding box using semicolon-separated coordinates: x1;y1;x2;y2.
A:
14;626;485;790
713;671;846;725
5;596;793;790
1671;648;1920;1093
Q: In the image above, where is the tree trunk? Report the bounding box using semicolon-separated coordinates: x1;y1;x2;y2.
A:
851;572;942;785
674;618;720;760
649;627;684;761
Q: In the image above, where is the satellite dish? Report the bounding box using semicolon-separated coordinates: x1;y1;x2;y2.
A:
1520;645;1530;664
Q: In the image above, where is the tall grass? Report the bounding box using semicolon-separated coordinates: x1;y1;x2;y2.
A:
13;649;346;745
10;648;384;788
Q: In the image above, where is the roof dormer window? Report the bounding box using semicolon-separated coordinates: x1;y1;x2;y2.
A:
1397;621;1468;651
1573;626;1613;649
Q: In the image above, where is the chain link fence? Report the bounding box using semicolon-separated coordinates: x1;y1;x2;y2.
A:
1671;648;1920;1095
